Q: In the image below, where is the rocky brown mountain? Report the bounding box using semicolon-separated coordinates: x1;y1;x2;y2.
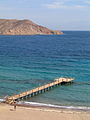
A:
0;19;63;35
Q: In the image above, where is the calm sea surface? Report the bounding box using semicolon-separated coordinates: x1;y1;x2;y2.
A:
0;31;90;107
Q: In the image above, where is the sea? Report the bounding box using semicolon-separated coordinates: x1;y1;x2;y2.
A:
0;31;90;110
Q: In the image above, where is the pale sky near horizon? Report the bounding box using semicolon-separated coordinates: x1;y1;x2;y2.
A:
0;0;90;30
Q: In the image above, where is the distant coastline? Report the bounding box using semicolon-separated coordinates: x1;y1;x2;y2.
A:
0;19;63;35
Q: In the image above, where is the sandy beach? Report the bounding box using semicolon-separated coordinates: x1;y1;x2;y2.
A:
0;103;90;120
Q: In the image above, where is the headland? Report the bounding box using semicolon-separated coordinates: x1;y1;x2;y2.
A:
0;19;63;35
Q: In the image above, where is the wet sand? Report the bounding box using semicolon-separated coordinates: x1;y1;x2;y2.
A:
0;103;90;120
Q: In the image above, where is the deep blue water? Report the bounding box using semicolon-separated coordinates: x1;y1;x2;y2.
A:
0;31;90;107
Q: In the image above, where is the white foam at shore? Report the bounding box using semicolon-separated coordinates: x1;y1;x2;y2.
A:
1;98;90;111
0;99;5;102
18;101;90;111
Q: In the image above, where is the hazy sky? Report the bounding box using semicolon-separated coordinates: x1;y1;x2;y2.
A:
0;0;90;30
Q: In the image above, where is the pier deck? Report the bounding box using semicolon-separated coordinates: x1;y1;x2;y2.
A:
5;77;74;104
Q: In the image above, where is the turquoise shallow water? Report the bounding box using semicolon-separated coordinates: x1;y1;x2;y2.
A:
0;31;90;107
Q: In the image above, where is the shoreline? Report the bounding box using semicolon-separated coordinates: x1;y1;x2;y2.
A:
17;101;90;112
1;98;90;112
9;103;90;114
1;100;90;112
0;103;90;120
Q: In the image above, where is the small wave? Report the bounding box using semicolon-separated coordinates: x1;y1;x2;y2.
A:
74;82;90;86
18;101;90;111
0;99;5;102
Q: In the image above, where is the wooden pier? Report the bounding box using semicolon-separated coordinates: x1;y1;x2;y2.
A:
5;77;74;104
